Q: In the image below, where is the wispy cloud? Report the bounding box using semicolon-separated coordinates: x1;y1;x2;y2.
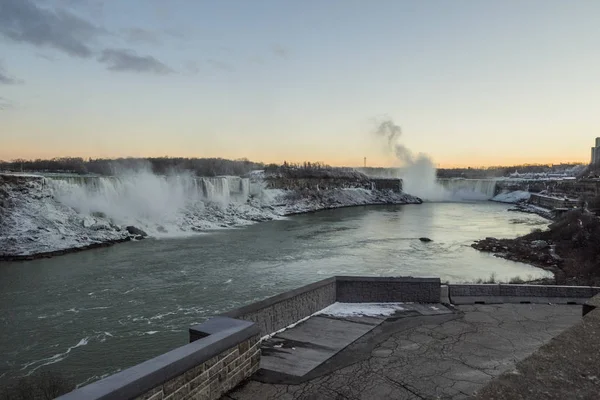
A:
0;62;23;85
184;60;201;75
35;53;57;62
206;59;233;71
98;48;174;75
0;0;103;58
0;96;15;110
1;0;173;76
271;44;289;59
123;28;162;46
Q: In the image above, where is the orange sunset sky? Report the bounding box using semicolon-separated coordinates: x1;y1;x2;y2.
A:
1;1;598;168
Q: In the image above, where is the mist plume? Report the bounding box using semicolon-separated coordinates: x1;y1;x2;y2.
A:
373;118;448;201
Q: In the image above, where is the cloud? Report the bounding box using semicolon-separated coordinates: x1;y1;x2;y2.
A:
0;96;15;110
0;62;23;85
271;44;289;59
98;48;174;75
184;60;200;75
1;0;174;78
36;52;57;62
123;28;162;45
206;59;233;71
0;0;103;58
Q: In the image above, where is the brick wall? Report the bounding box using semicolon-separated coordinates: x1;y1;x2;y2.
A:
134;335;260;400
336;277;441;303
222;278;337;337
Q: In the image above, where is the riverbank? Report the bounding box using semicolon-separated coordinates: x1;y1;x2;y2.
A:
491;189;557;220
0;173;421;261
473;209;600;286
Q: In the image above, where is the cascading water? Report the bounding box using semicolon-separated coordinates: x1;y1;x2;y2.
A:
1;170;421;257
437;179;498;201
48;171;252;236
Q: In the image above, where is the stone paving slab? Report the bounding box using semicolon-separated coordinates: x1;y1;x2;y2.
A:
259;304;452;379
475;300;600;400
261;315;384;377
229;304;581;400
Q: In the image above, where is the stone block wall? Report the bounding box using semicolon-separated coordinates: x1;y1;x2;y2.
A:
336;276;441;303
57;318;259;400
134;335;260;400
371;178;402;193
265;177;372;191
223;278;336;337
448;284;600;305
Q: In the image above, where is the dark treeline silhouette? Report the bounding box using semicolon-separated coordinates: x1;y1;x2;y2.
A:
437;163;584;179
265;161;369;180
0;157;265;177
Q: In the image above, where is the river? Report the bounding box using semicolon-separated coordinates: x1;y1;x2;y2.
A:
0;202;550;387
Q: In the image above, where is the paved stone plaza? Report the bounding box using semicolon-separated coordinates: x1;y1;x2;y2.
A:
228;304;581;400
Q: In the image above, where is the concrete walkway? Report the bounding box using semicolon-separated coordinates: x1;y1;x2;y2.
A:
228;304;581;400
259;304;452;381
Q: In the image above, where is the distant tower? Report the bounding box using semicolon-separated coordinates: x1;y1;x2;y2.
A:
592;138;600;164
364;157;367;168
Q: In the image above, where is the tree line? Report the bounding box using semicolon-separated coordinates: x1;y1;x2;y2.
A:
436;163;585;179
0;157;265;177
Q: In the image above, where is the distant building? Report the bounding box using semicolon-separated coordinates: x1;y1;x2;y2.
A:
591;137;600;164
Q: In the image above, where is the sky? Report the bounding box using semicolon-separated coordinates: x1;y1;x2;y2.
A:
1;0;599;168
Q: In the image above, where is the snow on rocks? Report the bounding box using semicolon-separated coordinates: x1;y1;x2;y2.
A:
492;190;531;204
0;173;422;259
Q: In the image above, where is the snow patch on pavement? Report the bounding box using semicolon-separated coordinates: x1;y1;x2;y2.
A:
316;302;407;317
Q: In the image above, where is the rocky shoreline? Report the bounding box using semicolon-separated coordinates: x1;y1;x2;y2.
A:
0;238;132;262
1;174;421;261
472;209;600;286
472;237;561;284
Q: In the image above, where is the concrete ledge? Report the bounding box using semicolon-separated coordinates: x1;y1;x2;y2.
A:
440;285;450;304
58;317;259;400
336;276;441;303
583;294;600;316
189;316;256;342
451;296;591;305
449;284;600;305
475;295;600;400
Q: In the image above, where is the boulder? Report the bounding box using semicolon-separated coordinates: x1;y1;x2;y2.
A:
126;226;148;238
530;240;548;249
82;216;96;228
419;237;433;242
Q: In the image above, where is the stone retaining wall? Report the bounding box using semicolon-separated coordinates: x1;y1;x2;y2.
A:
133;335;260;400
222;278;337;337
371;178;403;192
336;276;440;303
60;278;600;400
528;193;579;209
449;284;600;305
57;318;259;400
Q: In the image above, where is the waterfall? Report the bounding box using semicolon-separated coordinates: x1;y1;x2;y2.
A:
437;179;498;200
46;172;251;236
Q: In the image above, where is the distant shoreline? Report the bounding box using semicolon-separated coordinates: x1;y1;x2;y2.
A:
0;191;422;262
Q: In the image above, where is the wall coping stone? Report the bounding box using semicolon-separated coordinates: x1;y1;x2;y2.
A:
57;317;258;400
335;276;440;283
